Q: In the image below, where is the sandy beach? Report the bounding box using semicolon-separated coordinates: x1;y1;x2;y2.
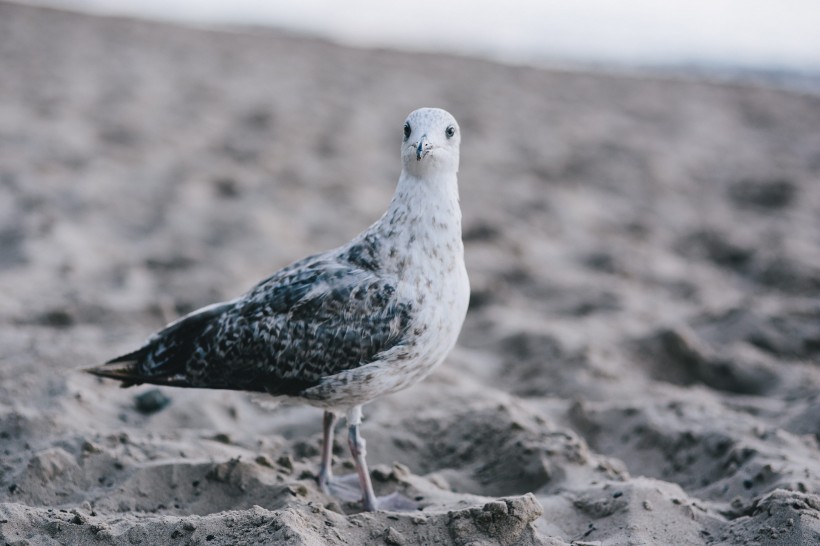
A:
1;3;819;544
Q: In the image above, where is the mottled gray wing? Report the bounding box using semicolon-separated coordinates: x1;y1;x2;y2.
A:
120;256;413;395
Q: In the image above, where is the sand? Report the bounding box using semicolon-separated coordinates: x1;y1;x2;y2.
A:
1;3;820;545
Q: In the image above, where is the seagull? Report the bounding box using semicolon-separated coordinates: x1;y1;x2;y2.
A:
86;107;470;512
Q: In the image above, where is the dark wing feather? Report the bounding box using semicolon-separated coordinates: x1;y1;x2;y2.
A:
88;255;413;396
86;300;235;386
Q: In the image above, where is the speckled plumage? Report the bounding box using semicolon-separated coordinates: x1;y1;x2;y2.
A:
88;107;468;511
89;107;470;414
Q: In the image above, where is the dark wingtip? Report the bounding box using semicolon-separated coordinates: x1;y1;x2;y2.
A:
84;361;142;385
84;361;192;389
82;347;151;387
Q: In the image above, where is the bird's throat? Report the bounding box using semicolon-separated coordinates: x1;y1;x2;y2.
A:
374;170;463;278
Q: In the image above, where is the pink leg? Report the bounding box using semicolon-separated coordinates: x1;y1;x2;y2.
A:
346;406;378;511
317;410;336;494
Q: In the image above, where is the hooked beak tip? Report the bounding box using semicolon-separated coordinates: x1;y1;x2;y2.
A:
416;135;430;161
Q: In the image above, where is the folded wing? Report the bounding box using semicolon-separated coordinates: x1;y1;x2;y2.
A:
87;256;413;395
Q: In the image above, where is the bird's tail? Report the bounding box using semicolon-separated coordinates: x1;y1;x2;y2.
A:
85;300;233;389
85;348;193;388
84;349;149;388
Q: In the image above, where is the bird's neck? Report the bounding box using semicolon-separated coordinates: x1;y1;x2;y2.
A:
367;169;463;277
392;169;461;221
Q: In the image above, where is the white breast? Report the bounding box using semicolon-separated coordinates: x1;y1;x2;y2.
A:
299;168;469;409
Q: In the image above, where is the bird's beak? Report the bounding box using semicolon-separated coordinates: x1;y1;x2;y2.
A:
416;135;432;161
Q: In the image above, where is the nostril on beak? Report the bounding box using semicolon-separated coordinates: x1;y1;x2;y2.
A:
416;135;430;161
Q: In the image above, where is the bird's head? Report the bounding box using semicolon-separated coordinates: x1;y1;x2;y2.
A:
400;107;460;176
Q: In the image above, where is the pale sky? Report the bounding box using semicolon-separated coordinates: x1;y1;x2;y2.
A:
26;0;820;70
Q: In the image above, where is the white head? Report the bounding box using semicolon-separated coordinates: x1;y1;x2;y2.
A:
400;108;460;177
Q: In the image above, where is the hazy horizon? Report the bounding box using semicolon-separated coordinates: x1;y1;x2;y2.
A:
19;0;820;75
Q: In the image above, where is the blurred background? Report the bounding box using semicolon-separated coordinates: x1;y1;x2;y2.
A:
21;0;820;92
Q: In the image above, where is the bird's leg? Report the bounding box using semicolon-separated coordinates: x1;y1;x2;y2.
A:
317;410;337;495
346;405;378;511
319;407;418;512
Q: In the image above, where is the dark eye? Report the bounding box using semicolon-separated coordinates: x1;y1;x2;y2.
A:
445;125;456;139
403;122;411;140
